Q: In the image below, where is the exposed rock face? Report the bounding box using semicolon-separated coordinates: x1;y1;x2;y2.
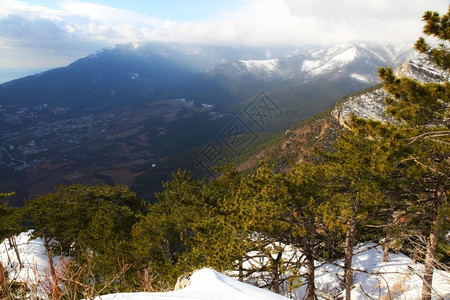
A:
332;58;448;126
174;272;193;290
332;88;393;126
395;59;448;83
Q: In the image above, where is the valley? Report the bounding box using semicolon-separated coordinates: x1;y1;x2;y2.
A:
0;99;230;204
0;42;415;205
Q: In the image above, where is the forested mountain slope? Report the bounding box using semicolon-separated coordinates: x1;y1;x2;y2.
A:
237;57;448;173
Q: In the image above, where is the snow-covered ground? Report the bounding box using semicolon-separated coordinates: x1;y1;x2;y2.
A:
99;268;289;300
1;232;449;299
308;243;450;299
0;231;62;285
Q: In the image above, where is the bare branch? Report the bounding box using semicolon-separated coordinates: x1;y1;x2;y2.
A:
404;131;450;145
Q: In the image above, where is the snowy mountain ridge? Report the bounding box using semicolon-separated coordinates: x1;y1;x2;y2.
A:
214;43;415;84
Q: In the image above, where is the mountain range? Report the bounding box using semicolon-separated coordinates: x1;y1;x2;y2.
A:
0;41;416;204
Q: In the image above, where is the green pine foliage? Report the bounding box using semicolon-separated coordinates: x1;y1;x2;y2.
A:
131;169;205;288
0;192;16;241
20;183;147;293
283;162;336;299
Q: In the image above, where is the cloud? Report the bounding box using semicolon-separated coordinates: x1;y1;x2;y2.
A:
134;0;449;46
0;0;164;71
0;0;448;78
0;14;65;40
281;0;443;43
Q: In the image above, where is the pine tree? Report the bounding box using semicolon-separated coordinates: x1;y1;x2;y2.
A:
23;191;69;281
23;183;146;287
229;161;290;293
377;7;449;299
186;165;247;272
348;116;410;262
132;169;205;288
283;162;336;300
320;130;385;300
0;192;25;269
337;7;448;299
77;200;142;290
0;192;16;241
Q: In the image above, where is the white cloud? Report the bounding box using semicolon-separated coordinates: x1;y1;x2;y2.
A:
0;0;448;80
58;1;162;30
134;0;448;46
282;0;448;43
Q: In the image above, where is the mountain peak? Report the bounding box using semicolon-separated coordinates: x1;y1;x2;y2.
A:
207;42;414;85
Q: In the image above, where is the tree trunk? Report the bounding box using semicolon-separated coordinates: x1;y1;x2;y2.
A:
43;233;57;283
344;199;359;300
421;185;445;300
305;245;316;299
0;261;6;284
326;230;337;261
344;220;356;300
305;221;316;300
383;196;395;262
3;241;11;267
383;225;392;262
9;235;23;268
271;252;282;294
413;207;427;263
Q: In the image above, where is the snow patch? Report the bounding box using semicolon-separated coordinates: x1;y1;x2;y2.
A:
295;243;450;299
350;73;371;83
2;233;450;299
307;46;359;77
333;88;393;124
241;59;279;73
301;60;321;72
333;59;448;126
0;231;63;286
99;268;289;300
396;59;449;83
332;46;358;65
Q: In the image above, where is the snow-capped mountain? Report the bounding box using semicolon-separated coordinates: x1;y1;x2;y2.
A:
203;43;415;85
0;42;311;108
0;41;414;109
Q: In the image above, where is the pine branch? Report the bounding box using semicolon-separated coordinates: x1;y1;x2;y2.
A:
397;156;448;177
404;131;450;145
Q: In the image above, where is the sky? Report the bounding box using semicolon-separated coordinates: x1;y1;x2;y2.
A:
0;0;448;83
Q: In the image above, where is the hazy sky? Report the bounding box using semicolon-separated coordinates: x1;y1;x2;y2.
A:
0;0;448;82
